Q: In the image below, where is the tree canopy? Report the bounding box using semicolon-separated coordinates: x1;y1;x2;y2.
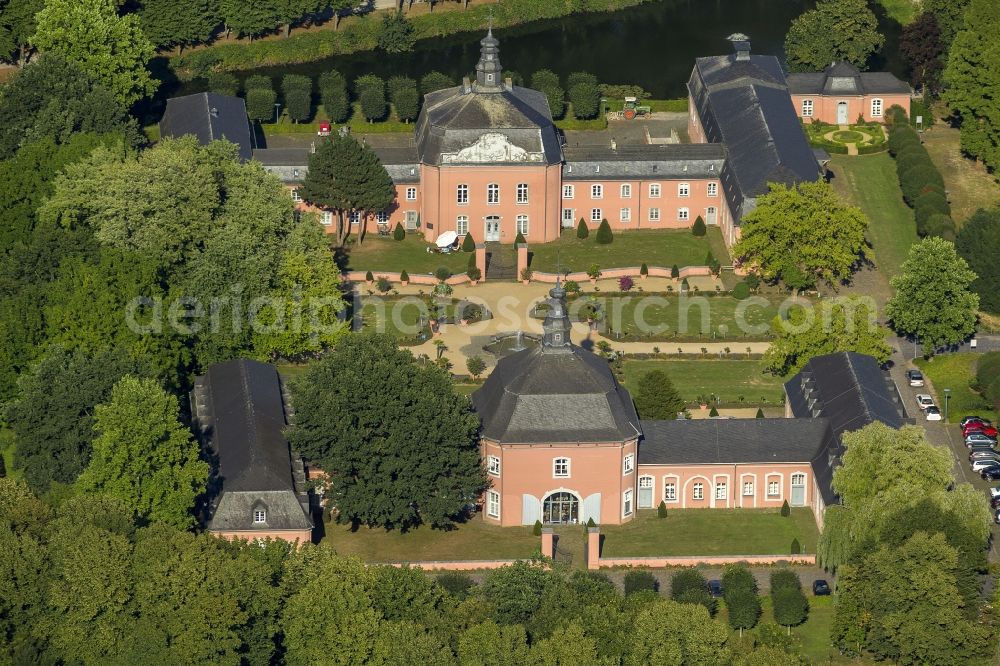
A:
732;181;868;289
784;0;884;72
139;0;220;51
633;370;685;419
955;208;1000;314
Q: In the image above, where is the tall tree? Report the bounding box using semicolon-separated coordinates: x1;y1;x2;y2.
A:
944;0;1000;173
885;236;979;353
567;71;600;119
218;0;278;42
77;375;208;528
298;131;394;245
287;334;485;529
530;69;565;119
282;73;313;123
0;0;44;65
420;70;454;94
31;0;158;106
923;0;972;48
899;12;945;91
318;70;350;123
377;11;414;53
388;75;420;123
732;181;869;289
955;208;1000;314
632;369;685;419
784;0;884;72
139;0;220;52
457;621;530;666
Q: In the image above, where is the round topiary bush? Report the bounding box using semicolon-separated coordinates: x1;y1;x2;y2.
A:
732;281;750;300
921;213;957;241
435;266;451;282
895;149;932;176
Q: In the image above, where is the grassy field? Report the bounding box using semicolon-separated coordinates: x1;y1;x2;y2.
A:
915;353;996;423
528;227;730;273
876;0;918;24
342;234;472;274
829;153;917;279
922;122;1000;225
600;509;818;557
619;359;784;406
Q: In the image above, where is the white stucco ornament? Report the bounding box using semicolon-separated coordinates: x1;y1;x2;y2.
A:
443;132;543;163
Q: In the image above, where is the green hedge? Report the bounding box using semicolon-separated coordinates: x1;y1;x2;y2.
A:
173;0;657;77
808;139;849;154
856;143;888;155
887;108;955;240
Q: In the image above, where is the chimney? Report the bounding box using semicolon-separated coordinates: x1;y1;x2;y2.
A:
727;32;751;62
462;76;472;94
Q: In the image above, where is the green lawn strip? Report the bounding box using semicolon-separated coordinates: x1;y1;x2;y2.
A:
343;234;471;275
715;594;843;663
644;98;688;113
600;508;818;557
619;359;784;406
452;383;480;397
0;426;17;479
876;0;918;25
554;104;608;131
321;518;539;562
528;227;730;273
829;153;917;279
914;353;996;423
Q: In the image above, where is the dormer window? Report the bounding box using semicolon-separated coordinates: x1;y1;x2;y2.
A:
253;509;266;524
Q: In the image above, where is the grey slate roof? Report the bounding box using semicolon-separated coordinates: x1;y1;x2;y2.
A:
688;46;820;222
191;359;312;533
562;144;725;180
252;145;420;184
472;345;640;444
787;62;911;96
160;92;254;161
414;84;562;166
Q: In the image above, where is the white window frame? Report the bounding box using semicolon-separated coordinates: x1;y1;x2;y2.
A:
376;211;389;224
487;183;500;205
678;182;690;198
516;183;529;204
487;455;500;477
649;207;660;222
515;214;529;235
563;184;574;199
591;208;602;222
802;99;814;117
620;183;632;198
707;182;718;197
487;490;500;518
591;184;603;199
457;184;469;205
456;215;469;236
767;478;781;498
620;207;631;223
678;207;690;222
290;188;302;203
553;457;570;478
743;481;754;496
623;453;635;475
692;482;704;501
623;489;633;517
649;183;661;198
253;509;266;524
562;208;575;225
871;98;883;117
664;480;677;502
715;481;727;501
406;187;417;201
349;211;361;225
319;211;333;226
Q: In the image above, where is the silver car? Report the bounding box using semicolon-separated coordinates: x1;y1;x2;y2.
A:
967;433;999;447
972;459;1000;473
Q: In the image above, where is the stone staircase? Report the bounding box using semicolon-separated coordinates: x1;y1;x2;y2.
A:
485;242;516;281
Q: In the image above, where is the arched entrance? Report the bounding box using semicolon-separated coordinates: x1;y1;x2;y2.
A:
542;491;579;524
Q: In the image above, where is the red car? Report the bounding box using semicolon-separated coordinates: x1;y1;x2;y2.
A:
963;423;999;438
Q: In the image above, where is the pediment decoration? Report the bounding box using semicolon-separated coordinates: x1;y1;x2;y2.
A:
442;132;543;163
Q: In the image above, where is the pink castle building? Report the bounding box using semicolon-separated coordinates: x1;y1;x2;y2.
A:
787;61;911;125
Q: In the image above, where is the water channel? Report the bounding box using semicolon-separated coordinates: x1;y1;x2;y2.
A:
170;0;904;102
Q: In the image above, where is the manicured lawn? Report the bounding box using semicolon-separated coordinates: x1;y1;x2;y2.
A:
922;121;1000;226
321;518;543;563
528;227;730;273
452;383;480;397
342;234;472;275
600;508;819;557
357;297;429;342
876;0;918;24
619;359;784;406
915;353;996;423
830;153;917;279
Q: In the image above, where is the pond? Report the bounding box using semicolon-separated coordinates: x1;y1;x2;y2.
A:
168;0;903;102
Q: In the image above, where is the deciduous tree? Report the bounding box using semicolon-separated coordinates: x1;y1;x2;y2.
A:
319;69;350;123
139;0;220;52
377;11;414;53
282;74;313;123
0;0;43;65
420;70;453;94
530;69;565;119
900;12;945;91
784;0;884;72
955;208;1000;314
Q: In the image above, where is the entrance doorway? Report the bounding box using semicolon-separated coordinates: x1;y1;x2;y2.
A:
542;491;579;524
791;473;806;506
638;476;654;508
485;216;501;241
706;207;717;225
837;102;848;125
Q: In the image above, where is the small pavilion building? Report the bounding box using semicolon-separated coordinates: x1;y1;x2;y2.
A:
787;61;911;125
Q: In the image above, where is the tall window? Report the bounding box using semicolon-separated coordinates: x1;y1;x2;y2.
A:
802;99;814;117
487;183;499;204
678;183;690;197
692;482;704;500
623;453;635;475
516;215;529;235
516;183;529;204
649;207;660;222
620;183;632;198
457;184;469;205
623;489;633;517
767;480;780;497
707;182;718;197
376;211;389;224
678;207;690;221
487;455;500;476
664;480;677;501
649;183;661;198
320;211;333;226
743;481;754;496
715;481;727;500
487;490;500;518
290;188;302;203
553;457;570;478
591;184;603;199
871;98;883;117
456;216;469;235
620;207;631;223
591;208;602;222
253;509;266;524
563;184;575;199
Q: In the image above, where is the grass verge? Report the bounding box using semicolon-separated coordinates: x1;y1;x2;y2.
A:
915;352;996;423
618;359;783;406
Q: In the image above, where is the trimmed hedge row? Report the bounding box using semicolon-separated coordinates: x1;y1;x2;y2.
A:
173;0;657;78
886;105;955;240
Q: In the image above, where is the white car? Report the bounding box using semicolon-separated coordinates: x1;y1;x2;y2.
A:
915;394;935;411
971;459;1000;473
906;369;925;387
925;406;942;421
989;487;1000;500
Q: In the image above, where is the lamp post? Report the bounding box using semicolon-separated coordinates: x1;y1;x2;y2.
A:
274;103;281;123
944;388;951;422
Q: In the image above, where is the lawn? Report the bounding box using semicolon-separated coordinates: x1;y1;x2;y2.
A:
876;0;918;24
915;353;996;423
528;227;730;273
600;508;819;557
619;359;784;406
715;595;846;664
342;234;472;275
922;121;1000;226
829;153;917;279
321;518;544;563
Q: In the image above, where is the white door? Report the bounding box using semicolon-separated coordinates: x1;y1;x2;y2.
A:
837;102;848;125
791;473;806;507
706;207;717;225
638;477;654;508
485;216;501;241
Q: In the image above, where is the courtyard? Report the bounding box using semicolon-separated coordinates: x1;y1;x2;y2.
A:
618;358;784;407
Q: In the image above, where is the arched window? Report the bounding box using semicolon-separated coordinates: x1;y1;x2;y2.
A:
543;491;579;524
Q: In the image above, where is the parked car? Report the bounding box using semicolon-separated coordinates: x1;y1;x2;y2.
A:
969;450;1000;461
963;423;999;438
961;416;992;428
989;487;1000;500
708;580;723;597
966;433;998;447
925;406;942;421
906;369;924;387
983;467;1000;481
992;496;1000;509
995;509;1000;525
971;459;1000;473
812;579;831;596
915;394;935;411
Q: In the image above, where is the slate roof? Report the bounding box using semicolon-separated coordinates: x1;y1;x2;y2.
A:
252;145;420;184
688;43;820;222
191;359;312;532
472;345;640;444
787;62;911;96
562;144;725;180
414;84;563;166
160;92;254;161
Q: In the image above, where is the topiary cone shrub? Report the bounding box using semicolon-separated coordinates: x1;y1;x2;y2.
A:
692;216;706;236
640;263;649;277
514;231;526;246
709;406;719;417
657;501;667;518
595;219;613;244
533;520;542;536
755;407;764;418
671;264;680;280
587;517;596;528
577;218;589;239
461;232;476;252
780;500;790;517
365;270;374;283
790;538;801;555
393;222;405;240
400;269;409;283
